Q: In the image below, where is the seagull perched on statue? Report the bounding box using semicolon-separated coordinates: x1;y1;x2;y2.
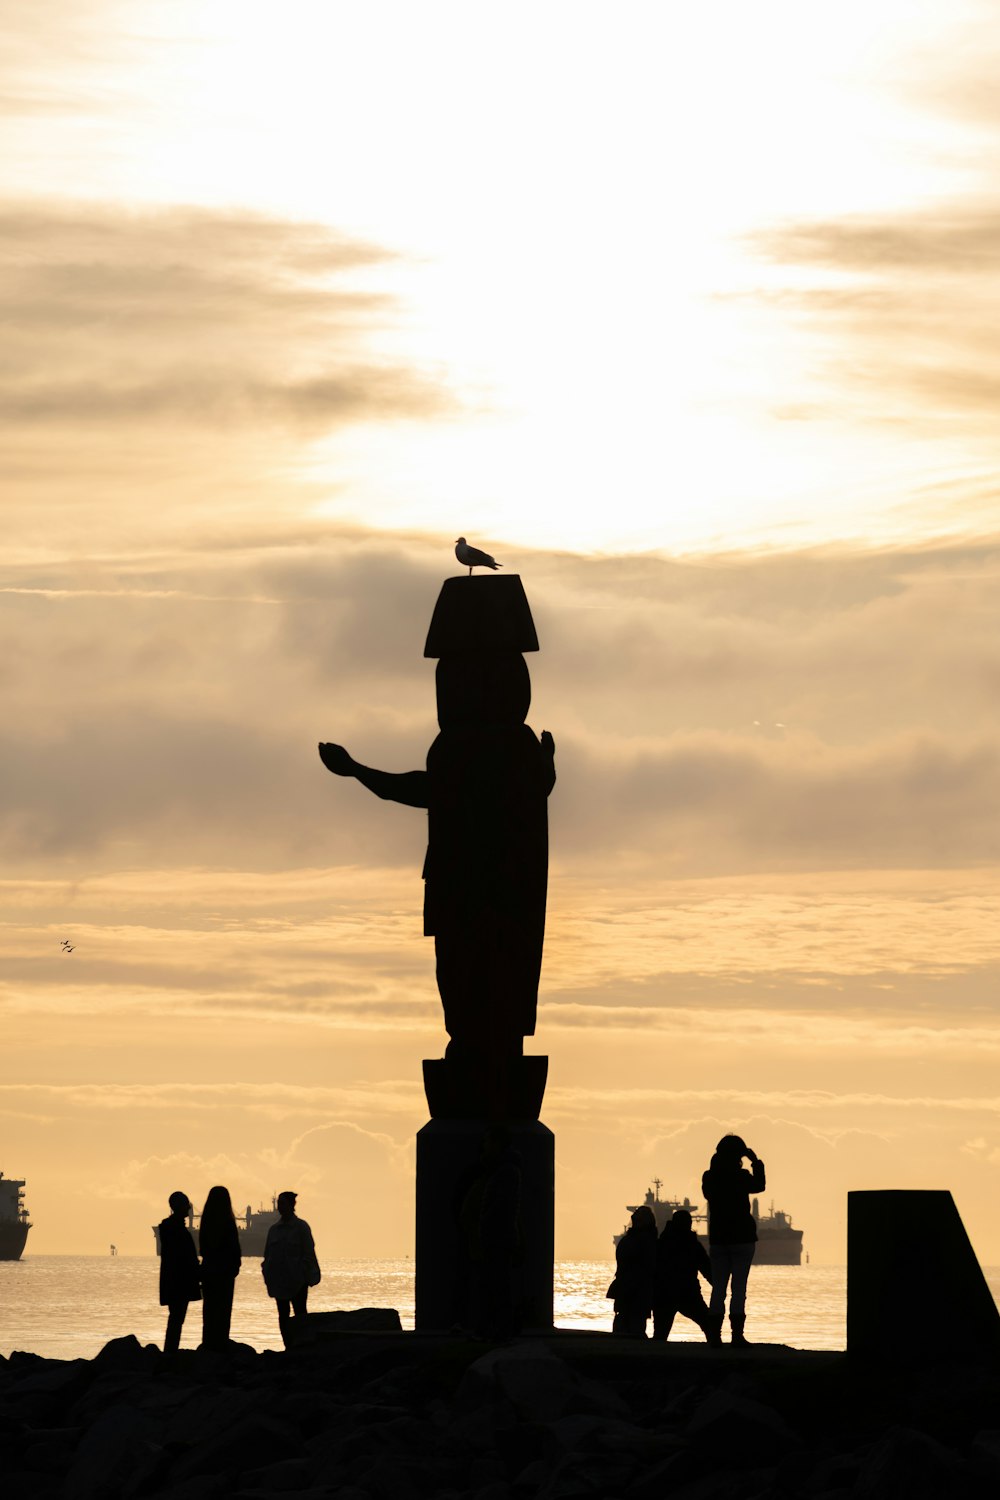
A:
455;536;502;575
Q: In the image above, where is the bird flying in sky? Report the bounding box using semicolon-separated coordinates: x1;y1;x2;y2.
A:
455;537;502;575
60;939;74;953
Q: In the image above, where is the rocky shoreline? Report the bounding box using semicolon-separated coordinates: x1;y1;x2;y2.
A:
3;1320;999;1498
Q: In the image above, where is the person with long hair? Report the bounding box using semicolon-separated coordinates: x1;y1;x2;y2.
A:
198;1184;242;1351
701;1135;765;1346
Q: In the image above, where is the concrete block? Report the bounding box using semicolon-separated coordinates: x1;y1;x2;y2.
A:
415;1118;554;1332
848;1189;1000;1358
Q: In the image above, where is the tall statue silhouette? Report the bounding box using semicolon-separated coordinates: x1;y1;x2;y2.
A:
319;573;554;1117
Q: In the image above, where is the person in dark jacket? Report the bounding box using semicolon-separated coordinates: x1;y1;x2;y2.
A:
158;1190;201;1357
652;1209;713;1342
198;1184;241;1351
611;1204;657;1337
701;1134;765;1346
262;1191;321;1348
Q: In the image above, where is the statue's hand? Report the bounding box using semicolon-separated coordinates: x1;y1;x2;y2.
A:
540;730;555;760
318;742;356;777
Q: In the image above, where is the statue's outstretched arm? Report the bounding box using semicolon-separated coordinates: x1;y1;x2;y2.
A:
318;743;428;809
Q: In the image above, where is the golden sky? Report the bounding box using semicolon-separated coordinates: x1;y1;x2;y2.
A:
4;0;1000;1263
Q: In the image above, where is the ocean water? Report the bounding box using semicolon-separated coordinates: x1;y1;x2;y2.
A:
2;1257;998;1361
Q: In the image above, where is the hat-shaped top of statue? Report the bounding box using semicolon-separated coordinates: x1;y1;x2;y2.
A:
424;575;539;657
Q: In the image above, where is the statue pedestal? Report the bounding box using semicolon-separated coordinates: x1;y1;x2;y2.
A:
848;1189;1000;1358
415;1118;554;1333
423;1055;547;1121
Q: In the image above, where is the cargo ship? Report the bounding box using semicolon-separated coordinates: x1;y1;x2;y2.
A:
152;1197;280;1257
614;1179;804;1265
0;1172;31;1261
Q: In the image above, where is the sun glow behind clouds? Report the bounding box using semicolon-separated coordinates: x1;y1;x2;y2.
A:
12;0;992;551
9;0;1000;1261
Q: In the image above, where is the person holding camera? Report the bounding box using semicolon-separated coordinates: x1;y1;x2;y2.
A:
701;1135;766;1346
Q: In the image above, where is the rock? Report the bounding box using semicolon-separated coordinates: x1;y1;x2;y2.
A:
154;1480;225;1500
0;1407;29;1441
686;1388;798;1454
671;1473;775;1500
534;1449;640;1500
456;1347;556;1420
7;1350;46;1370
0;1326;991;1498
68;1371;154;1427
541;1412;663;1471
226;1341;260;1364
306;1308;404;1333
853;1425;967;1498
970;1429;1000;1480
19;1435;78;1476
192;1341;260;1374
238;1457;311;1491
349;1456;422;1500
458;1343;627;1424
7;1360;86;1395
62;1401;158;1500
493;1419;552;1476
238;1491;335;1500
513;1459;549;1489
93;1335;158;1372
165;1386;258;1447
439;1400;512;1454
624;1449;705;1500
791;1446;867;1495
466;1454;505;1488
168;1415;299;1485
544;1414;614;1452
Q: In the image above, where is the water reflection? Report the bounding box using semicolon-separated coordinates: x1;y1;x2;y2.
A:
2;1257;998;1359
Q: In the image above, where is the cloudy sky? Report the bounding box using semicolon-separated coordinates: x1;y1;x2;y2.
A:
4;0;1000;1268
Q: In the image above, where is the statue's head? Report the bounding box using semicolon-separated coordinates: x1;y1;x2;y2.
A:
436;652;530;730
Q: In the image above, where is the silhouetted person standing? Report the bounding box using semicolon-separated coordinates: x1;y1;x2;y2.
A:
653;1209;714;1342
702;1135;765;1346
611;1204;657;1337
158;1190;201;1357
199;1184;241;1351
262;1190;320;1348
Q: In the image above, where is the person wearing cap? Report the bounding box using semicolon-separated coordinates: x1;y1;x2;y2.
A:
701;1135;766;1346
261;1191;321;1347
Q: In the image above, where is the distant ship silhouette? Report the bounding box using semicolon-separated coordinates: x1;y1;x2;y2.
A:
0;1172;31;1261
152;1196;280;1258
614;1178;804;1265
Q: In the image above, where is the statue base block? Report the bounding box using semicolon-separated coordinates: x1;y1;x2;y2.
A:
415;1118;554;1333
848;1189;1000;1358
423;1054;547;1120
